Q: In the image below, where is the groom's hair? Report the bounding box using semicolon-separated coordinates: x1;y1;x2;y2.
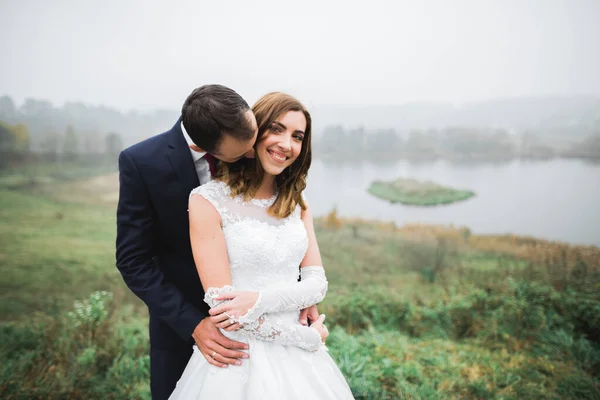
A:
181;84;255;153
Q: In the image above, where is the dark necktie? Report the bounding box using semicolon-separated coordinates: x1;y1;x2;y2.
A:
203;153;217;176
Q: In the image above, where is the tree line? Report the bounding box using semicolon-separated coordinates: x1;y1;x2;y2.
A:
0;95;176;169
313;125;600;161
0;119;123;169
2;94;599;169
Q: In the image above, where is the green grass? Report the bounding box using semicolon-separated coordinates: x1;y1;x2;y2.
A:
0;188;136;321
1;167;599;399
368;178;475;206
328;327;600;400
0;162;116;191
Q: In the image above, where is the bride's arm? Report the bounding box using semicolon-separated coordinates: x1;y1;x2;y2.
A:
211;202;328;322
189;194;325;352
189;194;232;290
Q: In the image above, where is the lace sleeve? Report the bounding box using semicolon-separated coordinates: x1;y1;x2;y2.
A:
205;287;324;352
234;266;328;324
239;314;323;352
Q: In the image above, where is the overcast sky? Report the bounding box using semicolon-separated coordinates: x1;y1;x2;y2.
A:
1;0;599;111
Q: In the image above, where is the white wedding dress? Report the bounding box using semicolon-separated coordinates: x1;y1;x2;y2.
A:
169;180;354;399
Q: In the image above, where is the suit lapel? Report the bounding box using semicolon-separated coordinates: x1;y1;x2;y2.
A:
166;119;200;196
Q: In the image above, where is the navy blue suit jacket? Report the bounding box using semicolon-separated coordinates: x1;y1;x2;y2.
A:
116;118;208;352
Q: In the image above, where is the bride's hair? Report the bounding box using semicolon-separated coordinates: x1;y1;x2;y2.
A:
216;92;312;218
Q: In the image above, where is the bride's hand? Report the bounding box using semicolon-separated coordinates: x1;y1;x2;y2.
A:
209;291;260;329
309;314;329;343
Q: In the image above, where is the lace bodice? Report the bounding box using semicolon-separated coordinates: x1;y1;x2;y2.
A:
190;180;308;291
190;180;323;352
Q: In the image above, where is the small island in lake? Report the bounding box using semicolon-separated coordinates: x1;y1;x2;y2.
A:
368;178;475;206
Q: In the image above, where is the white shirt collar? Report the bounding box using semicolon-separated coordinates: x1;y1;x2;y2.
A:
181;121;206;162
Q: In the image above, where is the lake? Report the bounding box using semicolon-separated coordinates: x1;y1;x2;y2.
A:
305;158;600;246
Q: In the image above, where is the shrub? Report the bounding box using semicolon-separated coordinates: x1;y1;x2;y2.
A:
0;292;150;399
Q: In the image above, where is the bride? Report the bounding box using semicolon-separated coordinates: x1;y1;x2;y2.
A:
169;92;354;399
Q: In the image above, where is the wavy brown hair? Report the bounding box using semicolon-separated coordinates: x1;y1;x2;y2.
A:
216;92;312;218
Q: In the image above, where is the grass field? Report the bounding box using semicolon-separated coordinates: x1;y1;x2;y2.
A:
1;165;599;399
368;178;475;206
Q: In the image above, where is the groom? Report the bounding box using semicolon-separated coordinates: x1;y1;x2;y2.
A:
116;84;259;399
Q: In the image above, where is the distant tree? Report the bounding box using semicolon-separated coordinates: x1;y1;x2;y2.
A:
12;124;31;154
367;129;402;153
18;98;59;140
439;127;516;159
566;133;600;158
19;98;54;116
345;126;367;153
0;121;31;167
583;133;600;153
441;128;471;154
406;130;439;157
105;132;123;164
40;132;60;163
0;121;15;151
0;96;17;122
63;125;78;161
489;129;516;156
0;122;15;168
83;131;102;153
319;125;346;153
518;132;556;158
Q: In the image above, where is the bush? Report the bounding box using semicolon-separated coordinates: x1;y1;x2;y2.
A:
556;374;600;400
0;292;150;400
322;288;413;332
402;238;459;284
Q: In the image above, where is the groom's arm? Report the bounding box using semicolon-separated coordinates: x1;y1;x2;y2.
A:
116;149;205;340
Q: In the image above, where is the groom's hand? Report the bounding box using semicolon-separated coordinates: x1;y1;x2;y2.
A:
299;304;319;326
192;318;249;368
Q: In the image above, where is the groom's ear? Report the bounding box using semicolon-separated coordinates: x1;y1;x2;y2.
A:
189;144;204;153
244;148;256;159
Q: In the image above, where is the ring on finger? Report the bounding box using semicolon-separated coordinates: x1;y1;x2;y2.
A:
211;350;217;358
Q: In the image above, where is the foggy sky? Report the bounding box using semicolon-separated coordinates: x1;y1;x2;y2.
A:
1;0;599;111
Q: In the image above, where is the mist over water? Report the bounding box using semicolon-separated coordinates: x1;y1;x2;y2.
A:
306;158;600;246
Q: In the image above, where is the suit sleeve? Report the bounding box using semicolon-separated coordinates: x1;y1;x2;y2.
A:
116;149;205;340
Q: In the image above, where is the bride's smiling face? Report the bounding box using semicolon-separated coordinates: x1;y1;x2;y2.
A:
256;110;306;176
